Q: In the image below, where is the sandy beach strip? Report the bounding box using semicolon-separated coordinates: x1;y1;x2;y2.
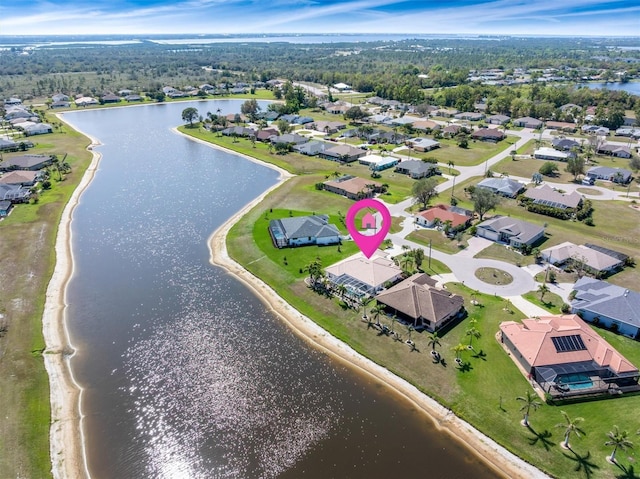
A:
185;132;552;479
42;113;99;479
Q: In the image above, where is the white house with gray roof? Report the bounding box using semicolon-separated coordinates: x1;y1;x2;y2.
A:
586;166;632;184
476;216;544;248
476;177;525;198
268;215;340;249
571;277;640;339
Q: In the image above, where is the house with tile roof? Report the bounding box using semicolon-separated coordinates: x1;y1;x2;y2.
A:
0;154;53;171
325;252;403;299
476;216;544;248
541;242;624;276
415;204;472;230
513;117;543;129
375;273;465;331
524;185;583;210
268;215;340;249
500;314;640;399
320;144;367;163
571;278;640;339
471;128;505;142
323;176;382;200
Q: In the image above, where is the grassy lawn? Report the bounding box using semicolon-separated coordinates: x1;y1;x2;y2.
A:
406;228;469;254
474;267;514;285
0;114;93;478
522;291;565;314
474;242;536;267
407;136;518;167
198;117;640;479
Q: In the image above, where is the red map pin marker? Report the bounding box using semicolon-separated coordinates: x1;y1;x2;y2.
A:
345;198;391;259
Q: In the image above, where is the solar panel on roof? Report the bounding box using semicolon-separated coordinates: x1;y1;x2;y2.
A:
551;335;586;353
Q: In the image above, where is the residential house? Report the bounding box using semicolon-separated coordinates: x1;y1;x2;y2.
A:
101;93;120;103
513;117;543;129
407;138;440;152
358;154;399;171
571;278;640;339
0;139;19;152
615;128;640;139
312;121;346;134
271;133;308;146
51;101;70;108
293;140;329;156
325;252;403;299
394;160;439;179
0;184;31;203
431;108;458;118
0;170;42;186
74;97;98;106
442;124;462;137
476;216;544;248
389;116;419;127
412;120;441;132
325;103;350;115
487;114;510;125
546;121;577;132
542;242;623;276
23;123;53;136
320;144;367;163
500;315;640;398
268;214;340;249
255;128;279;142
582;125;609;136
0;200;12;217
476;177;525;198
375;273;465;331
125;95;142;102
51;93;69;103
454;112;485;121
471;128;505;142
524;185;583;209
596;144;632;159
551;138;580;151
586;166;632;183
323;176;382;200
333;83;352;91
534;147;570;161
0;154;53;171
415;204;472;230
222;126;255;138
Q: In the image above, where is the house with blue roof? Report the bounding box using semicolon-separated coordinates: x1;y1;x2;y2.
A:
571;277;640;340
268;215;341;249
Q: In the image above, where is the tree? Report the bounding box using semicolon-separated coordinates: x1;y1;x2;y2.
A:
539;161;559;176
276;118;291;134
240;99;260;121
303;260;325;289
344;106;367;122
181;107;199;127
447;160;455;174
453;343;467;363
428;332;441;353
465;324;481;350
413;248;425;270
412;177;439;210
538;283;549;301
566;155;585;181
605;426;634;463
532;172;543;185
629;156;640;172
471;188;501;221
516;391;541;427
555;411;586;449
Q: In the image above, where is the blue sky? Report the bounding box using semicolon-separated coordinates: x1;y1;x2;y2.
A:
1;0;638;36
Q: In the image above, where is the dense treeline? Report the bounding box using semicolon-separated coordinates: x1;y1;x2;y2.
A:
1;37;639;107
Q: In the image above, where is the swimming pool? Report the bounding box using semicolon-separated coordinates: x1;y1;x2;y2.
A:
557;373;594;390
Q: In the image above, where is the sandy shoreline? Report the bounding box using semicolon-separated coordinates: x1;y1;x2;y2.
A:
43;113;98;479
196;135;552;479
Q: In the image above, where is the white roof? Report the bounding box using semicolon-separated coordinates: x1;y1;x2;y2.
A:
534;147;568;159
359;154;396;166
542;242;623;271
326;252;402;289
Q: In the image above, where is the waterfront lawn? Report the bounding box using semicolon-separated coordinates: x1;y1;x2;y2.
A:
253;208;360;278
229;179;640;479
0;119;92;478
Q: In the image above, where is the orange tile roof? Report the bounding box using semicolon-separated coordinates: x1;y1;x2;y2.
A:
418;204;470;228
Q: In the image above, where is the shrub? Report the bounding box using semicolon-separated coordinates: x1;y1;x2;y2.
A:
583;217;594;226
561;303;571;314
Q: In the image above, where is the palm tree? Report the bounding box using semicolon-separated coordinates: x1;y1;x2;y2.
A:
466;326;481;350
605;426;634;463
516;391;541;427
370;303;385;327
447;160;454;174
336;283;347;299
427;332;441;353
555;411;586;449
303;260;324;289
453;343;467;364
538;283;550;301
361;296;374;320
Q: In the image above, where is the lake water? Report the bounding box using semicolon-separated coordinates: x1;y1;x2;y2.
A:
62;100;499;479
580;82;640;96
